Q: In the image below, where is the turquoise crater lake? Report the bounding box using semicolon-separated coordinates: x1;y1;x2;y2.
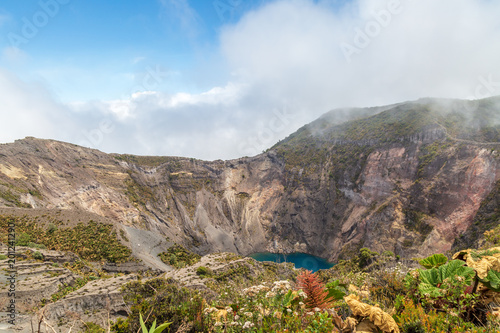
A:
249;252;334;272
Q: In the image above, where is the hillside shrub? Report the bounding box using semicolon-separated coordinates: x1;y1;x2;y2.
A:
33;251;43;260
196;266;213;277
16;232;31;246
27;241;46;249
382;250;395;257
82;322;105;333
358;247;378;268
158;244;200;268
47;223;57;233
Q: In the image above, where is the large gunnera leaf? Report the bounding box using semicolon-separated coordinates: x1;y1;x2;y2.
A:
479;269;500;292
419;253;448;269
418;260;475;297
325;279;347;301
453;247;500;279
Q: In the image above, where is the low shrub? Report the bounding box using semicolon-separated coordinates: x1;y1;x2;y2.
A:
114;278;205;333
196;266;213;277
158;245;200;268
33;251;43;260
82;322;105;333
16;232;31;246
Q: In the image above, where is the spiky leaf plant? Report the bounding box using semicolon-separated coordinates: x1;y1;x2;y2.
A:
297;270;333;310
139;313;171;333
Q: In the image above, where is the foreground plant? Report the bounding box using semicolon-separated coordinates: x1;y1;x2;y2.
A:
139;313;171;333
417;259;475;298
345;294;400;333
297;270;333;310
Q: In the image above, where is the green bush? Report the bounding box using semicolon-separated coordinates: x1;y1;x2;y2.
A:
0;254;7;260
158;245;200;268
196;266;213;277
27;241;46;249
401;320;426;333
382;250;395;257
16;232;31;246
47;223;57;233
82;322;105;333
358;247;379;268
33;251;44;260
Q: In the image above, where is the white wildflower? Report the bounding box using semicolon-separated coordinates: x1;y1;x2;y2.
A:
243;284;270;297
242;321;254;329
204;307;218;314
271;280;291;293
265;291;277;298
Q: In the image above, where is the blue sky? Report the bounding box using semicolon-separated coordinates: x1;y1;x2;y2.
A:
0;0;266;101
0;0;500;160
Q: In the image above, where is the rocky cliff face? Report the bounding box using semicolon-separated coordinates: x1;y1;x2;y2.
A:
1;97;499;262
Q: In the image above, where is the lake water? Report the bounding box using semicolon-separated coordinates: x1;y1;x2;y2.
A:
249;252;334;272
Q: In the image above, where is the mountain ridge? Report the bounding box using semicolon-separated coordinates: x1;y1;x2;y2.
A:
0;96;499;263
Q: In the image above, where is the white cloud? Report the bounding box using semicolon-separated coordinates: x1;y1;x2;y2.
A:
2;0;500;160
0;69;70;142
220;0;500;110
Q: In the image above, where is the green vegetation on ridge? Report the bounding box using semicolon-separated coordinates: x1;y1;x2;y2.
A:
158;244;201;268
0;215;132;262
